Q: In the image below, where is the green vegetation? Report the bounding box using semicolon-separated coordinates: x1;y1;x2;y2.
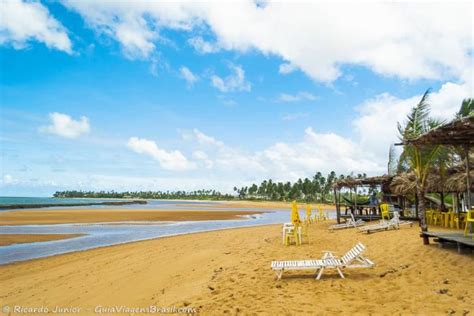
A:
397;90;443;231
54;172;367;202
53;190;234;200
233;171;366;202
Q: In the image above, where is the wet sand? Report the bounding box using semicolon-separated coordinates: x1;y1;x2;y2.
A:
0;221;472;314
0;234;85;246
0;209;263;226
174;201;337;210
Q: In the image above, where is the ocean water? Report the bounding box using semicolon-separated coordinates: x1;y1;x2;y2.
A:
0;196;122;207
0;197;336;264
0;196;220;211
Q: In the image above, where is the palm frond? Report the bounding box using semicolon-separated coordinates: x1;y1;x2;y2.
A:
398;89;431;141
387;145;399;176
456;98;474;119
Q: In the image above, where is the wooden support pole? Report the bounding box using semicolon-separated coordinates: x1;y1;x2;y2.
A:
465;145;472;210
415;193;419;219
354;186;358;216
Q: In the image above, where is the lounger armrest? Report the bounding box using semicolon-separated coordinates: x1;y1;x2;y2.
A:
363;258;375;267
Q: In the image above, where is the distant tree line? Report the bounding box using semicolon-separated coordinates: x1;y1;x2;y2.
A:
54;172;369;202
234;172;368;202
53;190;234;200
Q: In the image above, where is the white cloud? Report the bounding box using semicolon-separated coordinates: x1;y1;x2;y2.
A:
114;16;155;59
188;36;219;54
262;128;384;179
181;129;265;174
40;113;90;139
182;127;384;183
127;137;195;171
279;62;297;75
192;150;214;169
353;79;472;162
211;64;251;92
2;174;16;185
179;66;198;86
61;1;163;59
181;128;224;147
62;1;472;83
0;0;72;53
277;91;316;103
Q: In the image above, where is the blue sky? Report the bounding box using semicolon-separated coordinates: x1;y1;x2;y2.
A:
0;1;472;196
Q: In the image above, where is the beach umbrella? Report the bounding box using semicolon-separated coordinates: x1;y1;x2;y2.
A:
291;200;301;225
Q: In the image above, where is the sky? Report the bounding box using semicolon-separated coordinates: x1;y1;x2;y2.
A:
0;0;473;196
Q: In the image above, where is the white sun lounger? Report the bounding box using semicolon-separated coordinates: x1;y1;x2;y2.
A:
359;212;412;234
358;220;391;233
329;214;365;230
392;212;413;227
271;242;374;280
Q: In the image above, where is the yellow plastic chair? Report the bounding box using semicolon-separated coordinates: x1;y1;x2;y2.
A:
440;212;450;227
432;211;443;226
283;223;302;246
284;230;296;246
447;211;459;228
425;210;433;225
380;203;390;221
316;204;328;221
463;210;474;238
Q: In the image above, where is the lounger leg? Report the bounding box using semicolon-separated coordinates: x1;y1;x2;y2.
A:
275;269;283;280
316;267;325;280
336;267;345;279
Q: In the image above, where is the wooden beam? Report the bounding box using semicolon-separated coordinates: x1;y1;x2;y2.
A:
465;146;472;210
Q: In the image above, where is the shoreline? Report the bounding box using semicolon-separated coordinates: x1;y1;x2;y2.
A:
0;224;281;267
1;221;472;314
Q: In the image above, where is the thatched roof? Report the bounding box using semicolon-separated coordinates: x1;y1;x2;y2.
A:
390;172;416;195
333;175;392;189
399;116;474;146
390;169;474;194
446;169;474;192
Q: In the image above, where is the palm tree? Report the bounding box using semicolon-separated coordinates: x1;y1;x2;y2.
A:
455;98;473;119
398;89;443;234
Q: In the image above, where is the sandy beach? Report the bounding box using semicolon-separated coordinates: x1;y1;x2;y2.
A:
0;234;85;246
1;221;472;315
0;209;263;226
